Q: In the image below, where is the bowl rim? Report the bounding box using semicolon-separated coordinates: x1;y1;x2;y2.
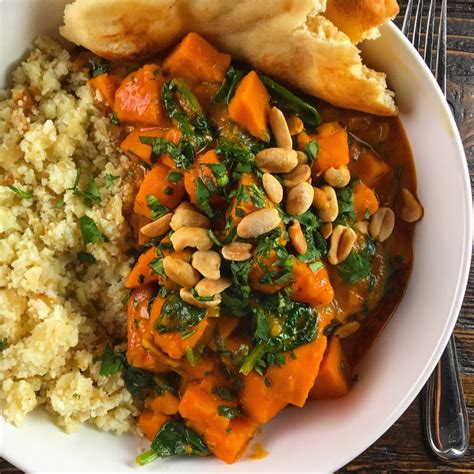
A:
0;19;472;474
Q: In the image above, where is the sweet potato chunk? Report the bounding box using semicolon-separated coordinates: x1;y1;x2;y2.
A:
291;259;334;307
114;64;168;126
228;71;270;141
353;182;379;221
88;73;121;107
310;336;352;399
312;121;349;174
139;409;169;441
163;32;231;84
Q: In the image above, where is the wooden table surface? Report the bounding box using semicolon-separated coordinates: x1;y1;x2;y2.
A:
1;2;473;473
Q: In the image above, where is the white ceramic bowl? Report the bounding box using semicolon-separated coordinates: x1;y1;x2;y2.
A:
0;1;471;472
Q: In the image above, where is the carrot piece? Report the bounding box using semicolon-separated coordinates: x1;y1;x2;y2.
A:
228;71;270;141
163;33;231;84
127;286;168;373
291;259;334;307
88;73;121;108
149;296;209;360
240;371;287;424
312;122;349;174
350;149;392;187
353;182;379;221
264;334;328;407
310;337;352;399
139;409;169;442
120;127;182;166
150;392;180;415
114;64;169;127
134;164;186;219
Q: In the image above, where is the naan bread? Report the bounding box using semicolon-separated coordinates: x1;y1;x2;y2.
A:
60;0;398;116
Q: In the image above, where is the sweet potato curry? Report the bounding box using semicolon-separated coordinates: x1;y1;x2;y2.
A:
86;33;423;464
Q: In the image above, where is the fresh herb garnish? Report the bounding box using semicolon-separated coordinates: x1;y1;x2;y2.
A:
212;386;234;401
93;344;125;376
54;200;65;209
195;178;214;218
337;236;376;284
136;420;209;466
156;293;207;335
167;171;183;184
304;140;319;167
89;57;109;77
0;338;8;352
334;179;357;226
140;136;194;169
146;195;169;220
72;176;101;207
78;216;104;244
8;185;32;199
105;174;119;189
217;405;242;420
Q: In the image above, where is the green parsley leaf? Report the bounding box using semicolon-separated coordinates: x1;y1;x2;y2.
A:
0;337;8;352
78;216;103;244
217;406;242;420
105;174;119;189
93;344;125;376
337;236;376;284
195;178;214;218
146;195;169;220
8;185;32;199
54;200;65;209
304;140;319;167
167;171;183;184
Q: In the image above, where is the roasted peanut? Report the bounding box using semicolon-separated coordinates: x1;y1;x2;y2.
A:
286;115;304;135
286;182;314;216
312;186;330;210
195;277;232;297
174;201;198;213
140;213;172;237
369;207;395;242
256;148;298;173
179;288;221;308
170;209;210;231
288;220;307;255
262;173;283;204
323;165;351;188
320;222;333;240
221;242;253;261
334;321;360;339
354;220;369;234
328;225;357;265
237;208;281;238
170;227;213;251
296;151;308;165
269;107;293;149
317;185;339;223
282;164;311;189
399;188;423;222
192;250;221;280
163;256;201;288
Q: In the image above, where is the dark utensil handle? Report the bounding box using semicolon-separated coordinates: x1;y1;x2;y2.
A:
423;335;470;461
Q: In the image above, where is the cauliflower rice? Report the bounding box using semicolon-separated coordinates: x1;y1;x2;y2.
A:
0;37;140;433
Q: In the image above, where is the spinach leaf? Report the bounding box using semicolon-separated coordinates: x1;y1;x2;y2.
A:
139;136;194;169
337;236;377;284
334;179;357;226
240;293;318;375
8;185;32;199
78;216;104;244
77;251;97;264
162;79;212;151
212;386;234;401
217;406;242;420
155;293;207;335
93;344;124;376
89;57;109;77
136;420;209;466
259;74;321;129
123;363;157;400
146;195;169;220
213;66;244;104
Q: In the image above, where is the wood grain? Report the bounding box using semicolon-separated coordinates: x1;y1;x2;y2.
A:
1;1;473;473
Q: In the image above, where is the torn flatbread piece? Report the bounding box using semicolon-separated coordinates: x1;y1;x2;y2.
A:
61;0;398;116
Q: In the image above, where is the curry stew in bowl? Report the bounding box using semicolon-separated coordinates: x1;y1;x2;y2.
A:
86;33;423;465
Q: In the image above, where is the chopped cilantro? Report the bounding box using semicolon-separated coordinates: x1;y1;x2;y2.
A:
77;251;97;264
217;406;242;420
8;185;32;199
304;140;319;167
78;216;104;244
105;174;119;189
146;195;169;220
